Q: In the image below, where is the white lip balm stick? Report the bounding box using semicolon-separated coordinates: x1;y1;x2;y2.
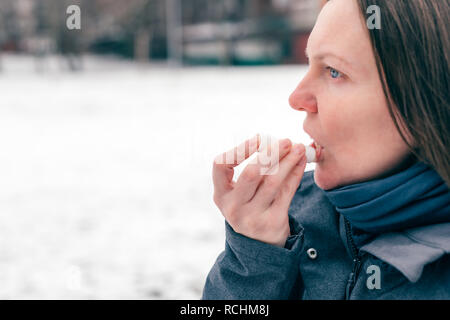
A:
305;145;317;163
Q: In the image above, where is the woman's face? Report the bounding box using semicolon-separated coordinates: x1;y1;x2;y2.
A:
289;0;412;190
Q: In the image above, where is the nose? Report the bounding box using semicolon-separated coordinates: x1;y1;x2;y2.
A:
288;77;318;113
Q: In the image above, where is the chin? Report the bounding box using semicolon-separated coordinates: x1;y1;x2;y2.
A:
313;165;340;190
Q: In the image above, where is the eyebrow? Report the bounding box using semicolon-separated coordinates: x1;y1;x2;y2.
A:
305;47;354;72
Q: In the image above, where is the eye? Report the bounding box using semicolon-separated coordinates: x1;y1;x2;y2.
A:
326;67;342;79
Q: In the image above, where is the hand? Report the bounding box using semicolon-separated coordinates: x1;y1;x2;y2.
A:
212;134;307;248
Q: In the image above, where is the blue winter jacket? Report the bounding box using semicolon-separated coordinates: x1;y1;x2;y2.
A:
202;170;450;299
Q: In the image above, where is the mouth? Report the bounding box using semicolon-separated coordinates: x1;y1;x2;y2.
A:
309;141;324;162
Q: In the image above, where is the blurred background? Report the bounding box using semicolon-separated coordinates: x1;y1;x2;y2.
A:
0;0;321;299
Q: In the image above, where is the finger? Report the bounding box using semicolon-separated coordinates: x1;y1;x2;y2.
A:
213;134;259;196
234;138;292;204
251;143;306;209
271;155;307;212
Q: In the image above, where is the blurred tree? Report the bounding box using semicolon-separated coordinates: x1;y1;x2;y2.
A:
0;0;319;65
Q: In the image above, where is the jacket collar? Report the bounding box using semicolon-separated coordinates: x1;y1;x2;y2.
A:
339;215;450;283
360;223;450;283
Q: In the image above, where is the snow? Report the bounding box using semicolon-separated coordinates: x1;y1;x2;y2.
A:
0;54;313;299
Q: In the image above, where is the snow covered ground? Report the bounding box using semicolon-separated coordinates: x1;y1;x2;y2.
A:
0;54;313;299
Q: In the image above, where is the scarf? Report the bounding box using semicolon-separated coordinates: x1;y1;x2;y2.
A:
322;160;450;237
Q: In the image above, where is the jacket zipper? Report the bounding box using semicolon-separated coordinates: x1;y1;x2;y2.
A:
344;217;362;299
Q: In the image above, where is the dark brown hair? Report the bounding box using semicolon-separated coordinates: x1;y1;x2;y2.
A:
355;0;450;187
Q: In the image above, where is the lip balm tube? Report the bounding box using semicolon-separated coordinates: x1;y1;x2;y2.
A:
305;145;317;163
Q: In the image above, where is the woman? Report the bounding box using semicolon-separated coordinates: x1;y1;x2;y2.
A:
202;0;449;299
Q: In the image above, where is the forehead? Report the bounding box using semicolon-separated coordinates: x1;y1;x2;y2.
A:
307;0;373;72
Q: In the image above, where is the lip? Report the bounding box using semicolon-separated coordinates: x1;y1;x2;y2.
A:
303;126;324;162
309;141;323;162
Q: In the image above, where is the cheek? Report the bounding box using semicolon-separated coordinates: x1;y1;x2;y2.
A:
318;88;411;185
319;95;364;160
